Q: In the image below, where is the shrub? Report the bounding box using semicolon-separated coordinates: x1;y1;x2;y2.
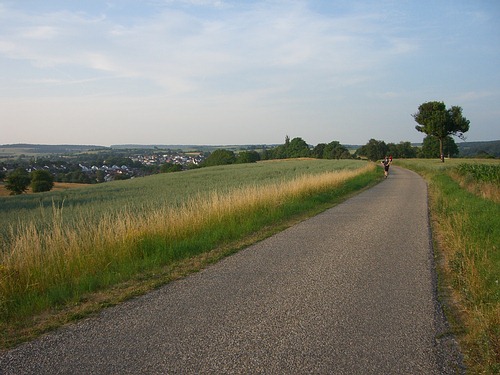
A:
30;170;54;193
5;168;31;195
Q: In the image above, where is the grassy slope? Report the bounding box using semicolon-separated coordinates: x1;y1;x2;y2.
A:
0;159;363;237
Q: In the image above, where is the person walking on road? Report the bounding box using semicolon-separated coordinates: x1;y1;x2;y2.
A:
381;156;391;178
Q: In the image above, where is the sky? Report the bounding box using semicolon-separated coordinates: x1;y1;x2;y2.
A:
1;0;499;147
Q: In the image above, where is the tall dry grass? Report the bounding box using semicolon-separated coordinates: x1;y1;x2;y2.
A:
431;173;500;373
451;171;500;203
0;164;375;323
396;159;500;373
431;194;500;373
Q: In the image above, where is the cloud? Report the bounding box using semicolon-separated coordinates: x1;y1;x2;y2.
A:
0;1;417;100
21;25;59;40
453;91;497;102
161;0;226;7
8;1;498;145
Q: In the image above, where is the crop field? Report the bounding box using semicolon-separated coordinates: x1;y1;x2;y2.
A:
0;182;89;197
0;159;365;239
394;158;500;374
0;159;379;348
455;163;500;183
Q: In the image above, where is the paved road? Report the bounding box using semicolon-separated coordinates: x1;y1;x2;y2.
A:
0;167;463;374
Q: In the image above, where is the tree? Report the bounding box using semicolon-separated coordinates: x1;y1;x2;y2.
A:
30;170;54;193
355;139;388;161
312;143;327;158
113;173;131;181
387;141;418;159
96;170;106;183
413;101;470;162
5;168;31;195
270;136;309;159
288;137;310;158
271;144;288;159
323;141;351;159
202;149;236;167
418;135;459;159
260;148;274;160
236;150;260;164
160;162;183;173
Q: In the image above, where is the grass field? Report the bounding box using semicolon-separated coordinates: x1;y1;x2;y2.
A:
0;159;379;348
394;158;500;374
0;182;89;197
0;159;365;240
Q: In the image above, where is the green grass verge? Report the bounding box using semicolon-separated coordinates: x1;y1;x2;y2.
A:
395;159;500;374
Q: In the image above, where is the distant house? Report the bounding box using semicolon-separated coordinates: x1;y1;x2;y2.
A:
79;164;90;172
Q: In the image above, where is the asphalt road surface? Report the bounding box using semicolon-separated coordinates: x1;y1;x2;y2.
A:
0;166;463;374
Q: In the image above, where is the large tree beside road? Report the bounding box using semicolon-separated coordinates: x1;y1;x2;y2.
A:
418;135;459;159
413;101;470;162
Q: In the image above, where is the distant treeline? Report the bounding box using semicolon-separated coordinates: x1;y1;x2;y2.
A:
457;140;500;158
0;144;108;155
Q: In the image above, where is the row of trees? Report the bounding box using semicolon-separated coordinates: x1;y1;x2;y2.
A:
4;169;54;195
200;137;353;168
200;137;418;168
197;100;471;167
262;136;352;160
354;136;462;161
197;149;260;167
355;140;414;161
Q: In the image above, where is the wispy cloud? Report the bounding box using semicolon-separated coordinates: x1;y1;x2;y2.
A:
1;1;498;145
0;1;416;98
453;91;497;102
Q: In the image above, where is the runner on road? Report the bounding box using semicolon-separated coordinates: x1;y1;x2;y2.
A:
381;156;391;178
